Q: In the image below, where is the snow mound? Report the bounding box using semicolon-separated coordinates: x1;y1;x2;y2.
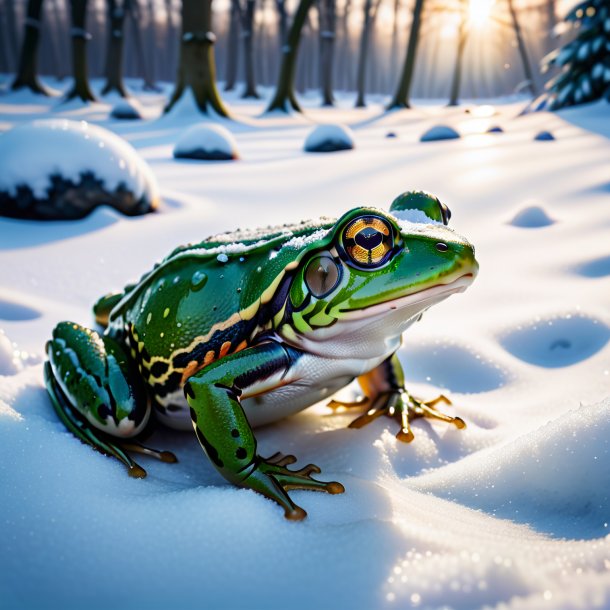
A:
0;294;41;321
487;125;504;133
304;124;355;153
110;98;143;120
534;130;556;141
0;330;21;375
385;131;398;139
411;397;610;538
0;119;159;220
508;204;555;228
173;124;239;161
420;124;460;142
499;313;610;368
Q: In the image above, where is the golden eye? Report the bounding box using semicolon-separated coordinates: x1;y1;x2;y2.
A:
342;216;394;267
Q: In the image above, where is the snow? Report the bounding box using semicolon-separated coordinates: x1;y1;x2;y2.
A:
420;124;461;142
534;129;556;141
1;79;610;610
173;123;239;161
303;123;355;152
508;203;555;227
0;118;159;217
110;97;144;120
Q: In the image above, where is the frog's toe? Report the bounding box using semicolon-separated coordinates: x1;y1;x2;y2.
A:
120;442;179;464
328;397;372;412
265;451;297;467
285;506;308;521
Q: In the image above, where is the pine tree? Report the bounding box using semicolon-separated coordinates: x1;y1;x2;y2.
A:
543;0;610;109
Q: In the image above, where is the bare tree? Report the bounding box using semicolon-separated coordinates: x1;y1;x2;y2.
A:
275;0;288;49
101;0;128;96
165;0;229;116
355;0;382;107
12;0;50;94
65;0;97;102
389;0;401;78
224;0;241;90
388;0;425;109
507;0;538;95
127;0;157;90
318;0;336;106
240;0;260;98
448;0;468;106
266;0;316;113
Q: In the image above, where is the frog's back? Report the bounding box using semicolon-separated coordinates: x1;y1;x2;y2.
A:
105;218;335;426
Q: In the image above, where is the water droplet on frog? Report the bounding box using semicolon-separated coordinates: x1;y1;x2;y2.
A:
191;271;208;291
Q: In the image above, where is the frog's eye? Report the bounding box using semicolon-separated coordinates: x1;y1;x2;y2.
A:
305;255;341;298
342;216;394;268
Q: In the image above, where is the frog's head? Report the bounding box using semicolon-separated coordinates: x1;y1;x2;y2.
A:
285;193;478;352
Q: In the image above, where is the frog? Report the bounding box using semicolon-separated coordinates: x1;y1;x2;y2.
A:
44;190;478;520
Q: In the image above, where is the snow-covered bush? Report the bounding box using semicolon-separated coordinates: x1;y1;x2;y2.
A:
534;130;556;141
173;124;239;161
303;124;355;153
420;125;460;142
110;98;143;120
0;119;159;220
542;0;610;109
509;204;555;228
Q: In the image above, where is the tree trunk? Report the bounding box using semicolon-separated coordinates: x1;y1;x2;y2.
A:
12;0;49;94
3;0;20;67
241;0;259;98
127;0;157;90
165;0;230;117
507;0;538;96
101;0;128;96
65;0;96;102
448;4;467;106
388;0;424;109
224;0;240;90
265;0;316;113
355;0;373;107
318;0;336;106
546;0;556;51
389;0;400;79
275;0;288;49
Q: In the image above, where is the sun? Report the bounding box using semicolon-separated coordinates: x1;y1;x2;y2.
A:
468;0;495;28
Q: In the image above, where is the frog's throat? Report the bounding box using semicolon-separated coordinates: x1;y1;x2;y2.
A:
336;273;475;321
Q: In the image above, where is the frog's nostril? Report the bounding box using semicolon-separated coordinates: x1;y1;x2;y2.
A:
435;242;448;252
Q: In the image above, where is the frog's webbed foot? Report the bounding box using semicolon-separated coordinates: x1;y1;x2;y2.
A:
245;454;345;521
346;391;465;443
45;362;148;478
327;397;373;412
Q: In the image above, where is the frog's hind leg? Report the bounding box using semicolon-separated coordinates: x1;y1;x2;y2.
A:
93;292;123;328
45;321;160;477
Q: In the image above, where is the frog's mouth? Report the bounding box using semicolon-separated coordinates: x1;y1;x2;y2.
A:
337;273;475;321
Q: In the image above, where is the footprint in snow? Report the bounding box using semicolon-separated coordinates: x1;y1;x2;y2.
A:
499;313;610;368
573;254;610;278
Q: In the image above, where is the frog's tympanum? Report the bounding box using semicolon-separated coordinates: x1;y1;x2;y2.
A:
45;191;478;520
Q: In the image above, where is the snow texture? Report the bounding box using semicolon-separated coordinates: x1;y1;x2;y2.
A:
420;124;461;142
0;80;609;610
304;123;355;152
173;123;239;161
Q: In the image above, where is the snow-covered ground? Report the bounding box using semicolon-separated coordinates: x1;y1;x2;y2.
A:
0;78;609;610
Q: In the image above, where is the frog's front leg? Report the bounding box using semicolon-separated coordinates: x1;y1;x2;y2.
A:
329;353;466;442
45;322;176;477
184;341;344;521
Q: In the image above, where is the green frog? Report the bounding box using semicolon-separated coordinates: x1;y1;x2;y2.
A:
44;191;478;520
